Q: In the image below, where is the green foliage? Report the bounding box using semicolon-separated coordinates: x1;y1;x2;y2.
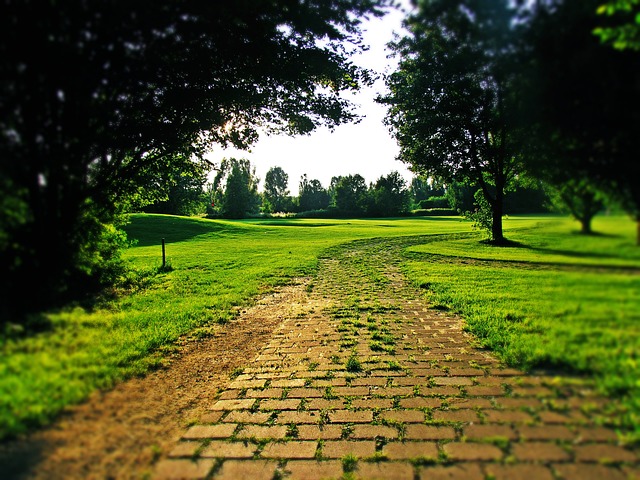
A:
263;167;290;214
594;0;640;50
520;0;640;241
368;171;410;217
464;190;494;240
379;0;525;242
0;0;389;316
331;174;369;216
210;158;261;219
298;175;331;212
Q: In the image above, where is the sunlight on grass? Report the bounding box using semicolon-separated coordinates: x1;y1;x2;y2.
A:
0;214;471;440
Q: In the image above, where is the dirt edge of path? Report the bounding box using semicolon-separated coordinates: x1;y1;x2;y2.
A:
0;280;311;480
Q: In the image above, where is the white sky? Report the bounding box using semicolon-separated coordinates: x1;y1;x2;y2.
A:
206;2;415;196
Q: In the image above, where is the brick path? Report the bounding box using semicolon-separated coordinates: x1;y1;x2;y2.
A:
154;238;639;479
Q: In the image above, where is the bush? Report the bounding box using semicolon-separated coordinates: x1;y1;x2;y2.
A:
419;196;450;209
411;208;459;216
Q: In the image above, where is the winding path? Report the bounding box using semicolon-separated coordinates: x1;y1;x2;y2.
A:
155;237;639;480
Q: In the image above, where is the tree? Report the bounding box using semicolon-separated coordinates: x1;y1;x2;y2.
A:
298;175;331;212
594;0;640;50
519;0;640;242
331;174;368;216
142;157;211;216
409;175;445;208
263;166;290;213
210;158;260;219
545;179;605;234
378;0;524;243
0;0;391;315
369;171;410;217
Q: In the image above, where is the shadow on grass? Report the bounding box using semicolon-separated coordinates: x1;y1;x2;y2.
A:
481;237;629;262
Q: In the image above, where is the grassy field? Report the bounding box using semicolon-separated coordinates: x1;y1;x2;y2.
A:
403;215;640;438
0;213;638;441
0;215;471;440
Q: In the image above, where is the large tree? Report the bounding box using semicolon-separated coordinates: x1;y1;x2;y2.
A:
298;175;330;212
263;166;290;214
519;0;640;242
368;171;410;217
331;174;368;216
378;0;524;243
0;0;390;315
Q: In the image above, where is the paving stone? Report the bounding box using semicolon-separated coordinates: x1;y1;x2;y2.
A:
465;385;504;396
485;464;554;480
351;424;399;439
229;379;267;389
329;410;373;423
200;441;256;459
245;388;284;399
432;409;479;423
552;464;628;480
575;427;619;442
574;444;637;463
442;442;503;461
286;388;324;398
372;386;416;396
418;463;485;480
383;441;438;460
296;424;343;440
218;390;240;400
285;460;344;480
433;377;474;386
511;442;571;461
482;409;534;423
277;410;323;424
198;412;225;425
154;459;216;479
321;440;376;458
210;399;256;411
222;411;272;424
405;425;456;440
269;379;307;388
517;425;575;441
168;442;201;458
306;398;345;410
260;441;318;459
182;424;237;440
379;410;425;423
354;461;415;479
235;425;288;440
399;397;442;409
334;386;370;396
213;460;278;480
259;399;301;410
446;397;493;409
351;398;394;409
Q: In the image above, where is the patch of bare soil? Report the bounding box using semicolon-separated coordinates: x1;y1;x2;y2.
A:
0;280;311;480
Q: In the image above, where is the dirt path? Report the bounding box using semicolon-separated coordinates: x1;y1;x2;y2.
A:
2;237;639;479
0;284;311;479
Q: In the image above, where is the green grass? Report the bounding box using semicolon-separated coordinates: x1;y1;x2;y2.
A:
2;212;639;442
0;214;470;440
403;215;640;436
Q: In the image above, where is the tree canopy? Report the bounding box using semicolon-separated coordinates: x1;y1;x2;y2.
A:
378;0;524;243
0;0;391;315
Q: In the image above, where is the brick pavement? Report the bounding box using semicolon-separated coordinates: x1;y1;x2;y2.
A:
154;238;639;479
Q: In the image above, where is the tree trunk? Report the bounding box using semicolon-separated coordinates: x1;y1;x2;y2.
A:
491;191;505;243
579;214;594;235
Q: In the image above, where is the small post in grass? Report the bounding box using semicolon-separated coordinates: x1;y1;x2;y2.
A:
161;238;166;269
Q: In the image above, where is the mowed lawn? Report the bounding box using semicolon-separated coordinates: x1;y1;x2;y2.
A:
0;215;471;440
1;213;638;441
